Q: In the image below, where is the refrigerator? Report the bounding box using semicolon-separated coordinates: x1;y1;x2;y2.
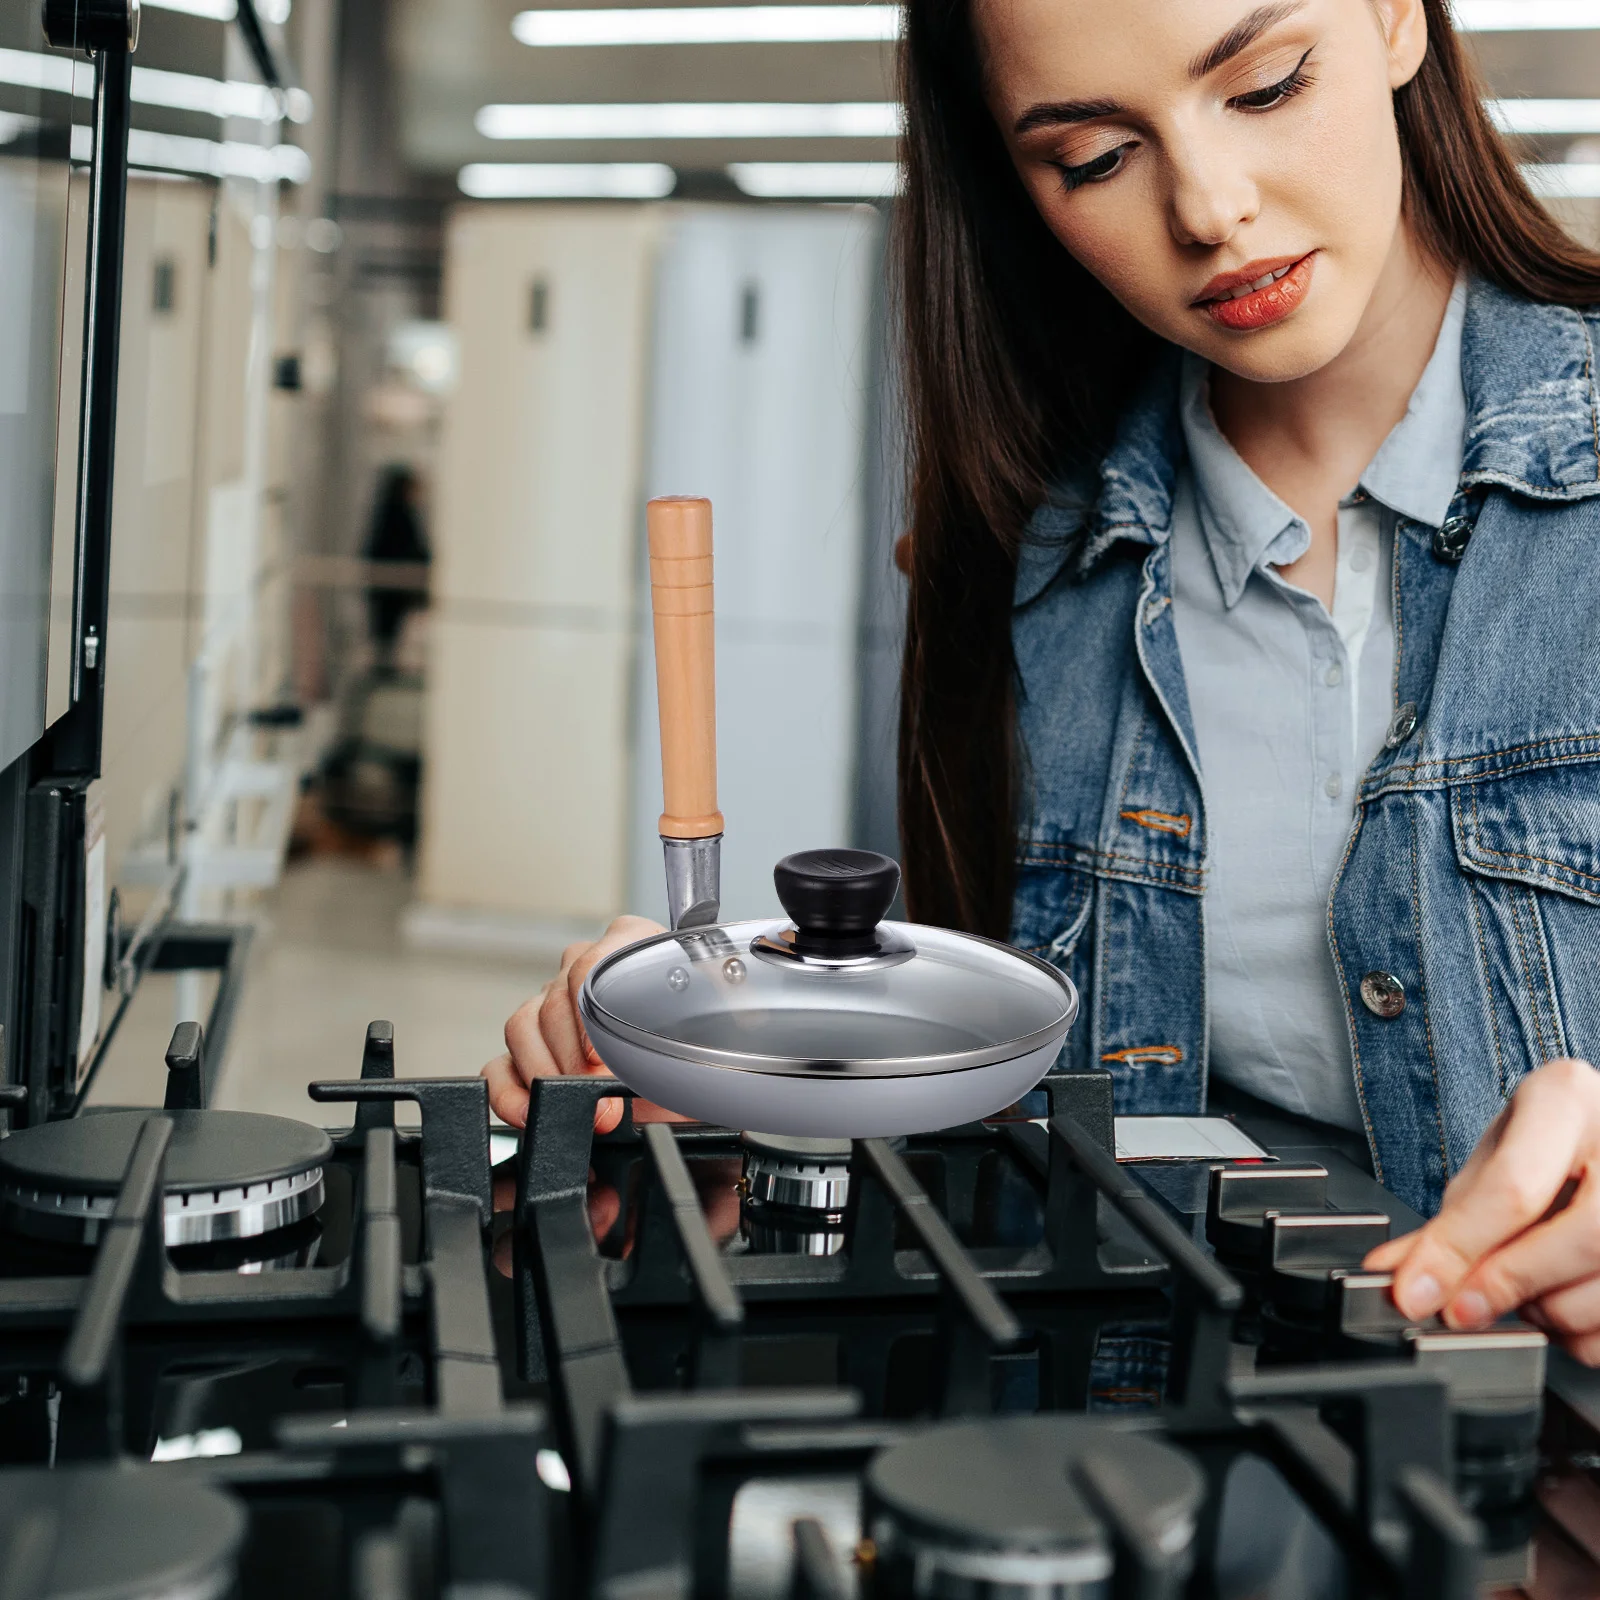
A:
628;203;884;924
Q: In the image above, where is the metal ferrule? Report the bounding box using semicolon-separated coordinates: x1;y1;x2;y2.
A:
663;834;721;930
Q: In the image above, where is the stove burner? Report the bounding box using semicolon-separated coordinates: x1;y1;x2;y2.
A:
863;1415;1204;1598
0;1465;245;1599
740;1132;852;1256
0;1109;331;1247
741;1132;852;1212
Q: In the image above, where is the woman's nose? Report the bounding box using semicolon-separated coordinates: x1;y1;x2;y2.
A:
1166;139;1260;249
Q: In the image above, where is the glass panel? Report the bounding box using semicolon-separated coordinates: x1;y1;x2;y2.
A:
0;0;89;761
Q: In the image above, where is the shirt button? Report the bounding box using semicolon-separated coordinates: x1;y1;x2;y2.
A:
1324;663;1343;688
1360;971;1407;1019
1324;773;1343;799
1348;547;1373;574
1384;702;1419;749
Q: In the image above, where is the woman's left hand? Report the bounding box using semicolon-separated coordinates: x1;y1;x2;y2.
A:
1364;1057;1600;1363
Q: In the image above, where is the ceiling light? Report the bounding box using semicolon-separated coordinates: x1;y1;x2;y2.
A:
1456;1;1600;26
1490;98;1600;133
458;161;676;197
512;5;899;46
140;0;238;17
0;47;75;93
728;160;900;196
0;48;301;124
71;122;310;181
132;64;279;119
1524;161;1600;196
475;101;900;139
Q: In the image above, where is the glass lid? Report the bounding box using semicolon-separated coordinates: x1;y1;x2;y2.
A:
582;850;1077;1077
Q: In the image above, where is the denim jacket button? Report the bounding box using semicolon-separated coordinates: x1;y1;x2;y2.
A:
1432;516;1473;564
1360;971;1407;1019
1384;703;1419;749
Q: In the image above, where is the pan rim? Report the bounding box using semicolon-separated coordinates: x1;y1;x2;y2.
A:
579;922;1079;1079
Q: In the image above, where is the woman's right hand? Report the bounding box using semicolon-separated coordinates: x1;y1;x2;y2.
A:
482;915;665;1134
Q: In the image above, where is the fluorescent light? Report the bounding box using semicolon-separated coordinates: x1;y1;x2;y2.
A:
475;100;900;140
728;159;900;195
1490;98;1600;134
0;47;76;94
71;122;310;181
1456;1;1600;26
512;5;899;46
0;49;299;125
1525;161;1600;196
140;0;238;17
132;65;279;119
458;161;676;197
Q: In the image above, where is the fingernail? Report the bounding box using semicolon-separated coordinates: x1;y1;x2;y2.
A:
1448;1290;1493;1329
1400;1273;1443;1319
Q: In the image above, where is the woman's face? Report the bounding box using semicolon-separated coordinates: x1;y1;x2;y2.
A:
975;0;1431;382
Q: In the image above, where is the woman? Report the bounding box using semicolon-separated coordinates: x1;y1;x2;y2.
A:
485;0;1600;1362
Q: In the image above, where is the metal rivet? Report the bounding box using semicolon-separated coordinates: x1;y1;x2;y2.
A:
1384;703;1419;749
722;957;746;984
667;967;689;993
1360;971;1406;1020
1432;516;1473;565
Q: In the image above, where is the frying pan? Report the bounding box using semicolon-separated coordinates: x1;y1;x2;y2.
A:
577;496;1078;1137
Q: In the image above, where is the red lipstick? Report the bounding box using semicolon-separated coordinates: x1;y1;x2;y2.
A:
1194;251;1316;332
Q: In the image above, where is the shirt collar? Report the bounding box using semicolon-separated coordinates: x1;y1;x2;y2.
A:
1361;273;1468;527
1177;273;1469;609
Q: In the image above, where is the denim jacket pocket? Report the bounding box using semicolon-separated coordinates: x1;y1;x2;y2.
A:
1452;764;1600;906
1450;764;1600;1086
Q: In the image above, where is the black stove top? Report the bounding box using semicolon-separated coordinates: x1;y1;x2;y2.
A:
0;1023;1597;1599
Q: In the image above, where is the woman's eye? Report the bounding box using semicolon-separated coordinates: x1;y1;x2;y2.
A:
1058;145;1129;191
1230;49;1315;112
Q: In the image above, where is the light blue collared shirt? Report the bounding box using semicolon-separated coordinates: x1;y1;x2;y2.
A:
1171;279;1469;1131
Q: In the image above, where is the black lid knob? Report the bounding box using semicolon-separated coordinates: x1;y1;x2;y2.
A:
774;849;900;953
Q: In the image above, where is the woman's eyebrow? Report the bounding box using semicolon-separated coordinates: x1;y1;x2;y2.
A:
1013;96;1122;135
1187;0;1307;80
1012;0;1308;136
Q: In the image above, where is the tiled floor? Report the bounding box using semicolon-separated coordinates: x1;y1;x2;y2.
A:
87;858;556;1125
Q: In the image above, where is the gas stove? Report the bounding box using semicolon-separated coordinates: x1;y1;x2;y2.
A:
0;1018;550;1599
1;1034;1598;1598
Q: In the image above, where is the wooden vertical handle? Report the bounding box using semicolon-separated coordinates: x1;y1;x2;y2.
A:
648;496;722;840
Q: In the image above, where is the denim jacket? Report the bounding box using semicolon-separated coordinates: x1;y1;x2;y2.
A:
1011;278;1600;1215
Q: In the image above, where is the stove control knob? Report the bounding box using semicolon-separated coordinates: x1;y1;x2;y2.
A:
1262;1210;1393;1317
1205;1163;1329;1260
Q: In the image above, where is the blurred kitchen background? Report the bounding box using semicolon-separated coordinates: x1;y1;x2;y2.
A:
15;0;1600;1115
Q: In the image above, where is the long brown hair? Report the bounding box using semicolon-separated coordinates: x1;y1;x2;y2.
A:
895;0;1600;936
